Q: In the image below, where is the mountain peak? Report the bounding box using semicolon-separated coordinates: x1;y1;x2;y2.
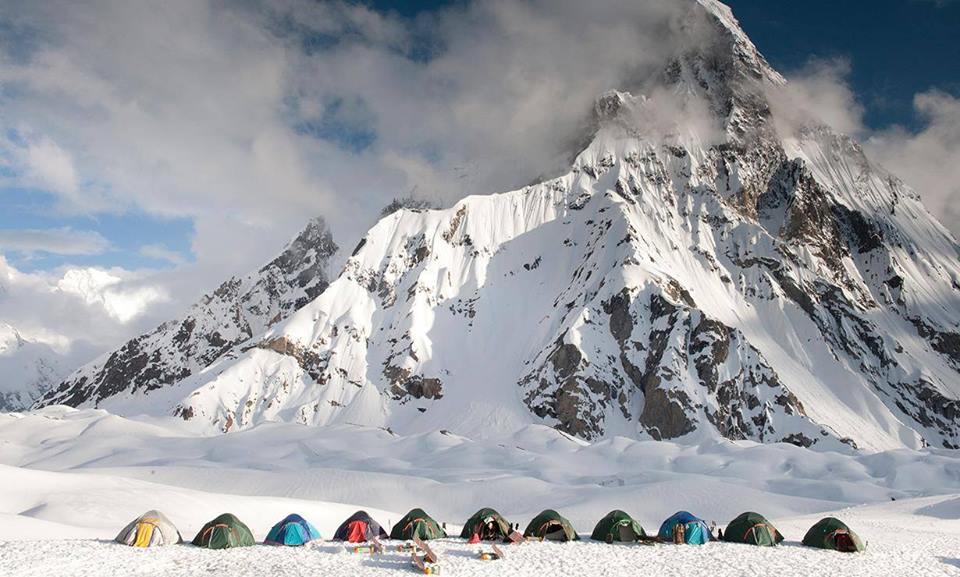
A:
0;322;25;353
691;0;784;85
261;216;339;301
0;323;66;411
32;2;960;454
37;216;339;410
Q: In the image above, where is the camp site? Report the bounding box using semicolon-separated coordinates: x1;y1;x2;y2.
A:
2;411;959;576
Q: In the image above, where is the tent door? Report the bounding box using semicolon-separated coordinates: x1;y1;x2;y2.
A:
542;521;568;542
835;532;856;552
617;523;638;542
347;521;368;543
133;523;156;547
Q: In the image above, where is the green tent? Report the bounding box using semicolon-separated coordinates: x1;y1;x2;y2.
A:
192;513;256;549
722;512;783;546
523;509;579;542
389;508;447;540
590;510;646;543
801;517;865;552
460;508;512;541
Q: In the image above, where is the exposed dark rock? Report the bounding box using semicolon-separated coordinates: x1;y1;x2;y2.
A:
380;196;438;217
549;342;583;380
640;385;695;440
257;337;327;383
781;433;814;448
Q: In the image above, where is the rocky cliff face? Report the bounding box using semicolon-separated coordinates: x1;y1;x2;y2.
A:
36;0;960;451
36;218;338;408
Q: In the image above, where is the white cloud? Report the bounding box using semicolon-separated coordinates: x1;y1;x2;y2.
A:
138;243;187;266
0;227;110;256
0;255;173;361
0;0;702;271
767;57;865;137
56;267;168;323
24;137;79;197
863;91;960;238
0;0;707;366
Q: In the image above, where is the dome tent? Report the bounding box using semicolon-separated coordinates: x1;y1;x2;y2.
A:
460;508;512;541
265;513;321;546
590;510;646;543
658;511;711;545
192;513;256;549
389;508;447;540
722;512;783;546
802;517;865;552
115;510;182;547
523;509;579;542
333;510;389;542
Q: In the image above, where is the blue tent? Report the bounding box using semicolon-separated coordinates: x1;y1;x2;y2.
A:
658;511;711;545
265;514;321;546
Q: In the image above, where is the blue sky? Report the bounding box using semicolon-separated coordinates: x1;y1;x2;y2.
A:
0;188;193;272
726;0;960;131
0;0;957;275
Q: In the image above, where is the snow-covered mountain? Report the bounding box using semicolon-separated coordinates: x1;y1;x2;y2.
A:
37;217;338;409
0;324;67;411
38;0;960;451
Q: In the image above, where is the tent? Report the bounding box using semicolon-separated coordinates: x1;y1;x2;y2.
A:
115;510;182;547
590;510;646;543
265;513;321;546
723;512;783;546
389;508;447;540
333;510;389;542
802;517;865;552
460;508;512;541
658;511;711;545
192;513;256;549
523;509;579;542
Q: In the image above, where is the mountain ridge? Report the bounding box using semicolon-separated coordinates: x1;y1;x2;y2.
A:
37;217;338;409
36;0;960;452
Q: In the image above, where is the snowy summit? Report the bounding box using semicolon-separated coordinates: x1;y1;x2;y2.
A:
37;0;960;453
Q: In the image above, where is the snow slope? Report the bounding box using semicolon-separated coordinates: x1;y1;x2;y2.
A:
2;408;959;530
0;324;67;411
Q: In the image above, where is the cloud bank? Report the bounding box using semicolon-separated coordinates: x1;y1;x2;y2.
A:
0;255;168;358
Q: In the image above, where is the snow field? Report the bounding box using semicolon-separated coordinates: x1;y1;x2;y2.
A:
1;409;958;575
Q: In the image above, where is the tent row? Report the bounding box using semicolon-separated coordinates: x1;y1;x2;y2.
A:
115;508;865;553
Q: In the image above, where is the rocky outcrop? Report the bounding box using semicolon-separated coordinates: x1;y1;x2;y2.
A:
518;284;824;445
